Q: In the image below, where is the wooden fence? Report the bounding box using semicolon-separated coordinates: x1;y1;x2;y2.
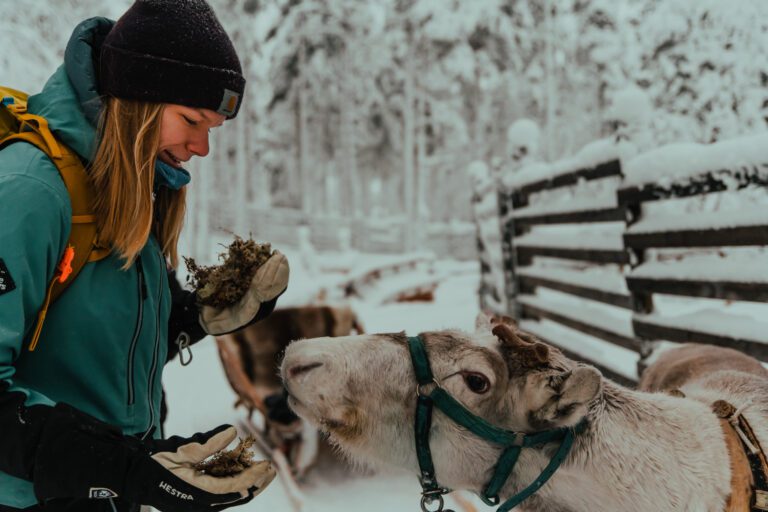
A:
619;162;768;369
482;136;768;387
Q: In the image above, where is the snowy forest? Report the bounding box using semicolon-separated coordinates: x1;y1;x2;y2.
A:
4;0;768;256
4;2;768;511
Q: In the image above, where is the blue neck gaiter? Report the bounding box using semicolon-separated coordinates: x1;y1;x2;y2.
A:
154;159;191;191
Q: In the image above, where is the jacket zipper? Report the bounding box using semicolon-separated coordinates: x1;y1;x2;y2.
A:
142;251;165;439
126;256;147;405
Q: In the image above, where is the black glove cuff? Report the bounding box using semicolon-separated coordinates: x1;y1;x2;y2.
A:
0;382;53;481
33;406;253;511
169;268;204;327
168;276;207;362
33;404;134;502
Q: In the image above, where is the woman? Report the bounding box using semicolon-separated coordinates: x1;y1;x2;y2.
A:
0;1;288;511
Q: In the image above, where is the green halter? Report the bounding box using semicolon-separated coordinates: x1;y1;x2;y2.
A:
407;335;585;512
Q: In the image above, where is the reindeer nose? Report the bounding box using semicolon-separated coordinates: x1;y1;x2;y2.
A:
287;362;324;379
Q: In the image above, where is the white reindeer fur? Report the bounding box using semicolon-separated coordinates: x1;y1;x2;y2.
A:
281;327;768;512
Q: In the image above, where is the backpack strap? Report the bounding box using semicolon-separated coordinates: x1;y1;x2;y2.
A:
0;115;110;351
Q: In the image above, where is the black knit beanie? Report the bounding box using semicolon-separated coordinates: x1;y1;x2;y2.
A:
99;0;245;118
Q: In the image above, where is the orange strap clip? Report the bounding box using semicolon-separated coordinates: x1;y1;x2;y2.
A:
29;246;76;352
57;245;75;283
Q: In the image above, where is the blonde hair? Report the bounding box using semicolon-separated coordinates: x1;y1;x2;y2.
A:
89;97;186;269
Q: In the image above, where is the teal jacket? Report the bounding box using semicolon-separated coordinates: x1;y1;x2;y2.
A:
0;18;174;508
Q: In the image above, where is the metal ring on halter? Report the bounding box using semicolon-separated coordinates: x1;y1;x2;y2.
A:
416;378;442;398
420;493;445;512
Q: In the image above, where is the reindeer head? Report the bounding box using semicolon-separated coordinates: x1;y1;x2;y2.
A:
280;315;602;492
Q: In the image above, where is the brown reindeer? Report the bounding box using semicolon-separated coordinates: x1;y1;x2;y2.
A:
639;343;768;392
280;315;768;511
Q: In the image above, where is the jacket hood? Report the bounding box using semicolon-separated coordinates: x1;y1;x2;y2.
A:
26;17;192;190
27;17;114;160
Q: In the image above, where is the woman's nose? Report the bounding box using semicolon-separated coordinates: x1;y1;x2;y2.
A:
188;133;210;157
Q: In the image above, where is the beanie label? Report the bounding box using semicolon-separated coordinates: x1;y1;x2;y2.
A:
217;89;240;117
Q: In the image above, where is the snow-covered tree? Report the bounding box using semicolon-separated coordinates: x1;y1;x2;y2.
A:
2;0;130;92
634;0;768;143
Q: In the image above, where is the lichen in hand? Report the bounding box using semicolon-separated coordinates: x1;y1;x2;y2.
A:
185;236;274;309
193;436;257;477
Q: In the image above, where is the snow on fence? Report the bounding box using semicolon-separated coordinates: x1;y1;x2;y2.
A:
470;167;509;315
487;133;768;387
620;135;768;368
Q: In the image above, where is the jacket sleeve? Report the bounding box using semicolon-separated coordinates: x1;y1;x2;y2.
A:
0;155;71;482
166;268;207;363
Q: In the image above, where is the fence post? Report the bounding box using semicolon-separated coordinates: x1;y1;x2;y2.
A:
497;186;519;318
622;197;656;378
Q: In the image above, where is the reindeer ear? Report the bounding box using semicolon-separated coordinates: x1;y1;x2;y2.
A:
531;367;602;429
475;312;494;332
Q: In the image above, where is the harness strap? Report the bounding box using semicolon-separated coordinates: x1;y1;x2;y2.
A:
431;388;522;444
482;446;521;505
16;113;62;159
0;129;109;351
719;416;753;511
407;335;582;512
496;430;576;512
415;394;441;493
713;400;768;512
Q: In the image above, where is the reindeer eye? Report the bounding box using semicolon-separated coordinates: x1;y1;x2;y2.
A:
462;372;490;394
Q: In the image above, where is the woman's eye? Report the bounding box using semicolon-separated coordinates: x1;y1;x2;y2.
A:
462;372;490;394
182;115;198;126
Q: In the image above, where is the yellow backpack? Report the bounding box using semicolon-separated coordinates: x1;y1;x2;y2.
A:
0;86;110;350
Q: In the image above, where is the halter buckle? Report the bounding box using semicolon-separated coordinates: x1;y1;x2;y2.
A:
416;378;442;398
512;432;526;447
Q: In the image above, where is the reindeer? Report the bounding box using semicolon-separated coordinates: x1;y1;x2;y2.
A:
217;304;364;418
280;316;768;512
639;343;768;393
217;305;364;477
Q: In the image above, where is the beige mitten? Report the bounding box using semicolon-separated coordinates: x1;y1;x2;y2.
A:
199;251;289;335
152;426;276;497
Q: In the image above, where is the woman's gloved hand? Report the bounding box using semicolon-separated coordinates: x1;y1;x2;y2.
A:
33;404;276;512
198;251;289;336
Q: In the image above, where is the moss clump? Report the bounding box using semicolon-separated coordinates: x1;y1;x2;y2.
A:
185;236;274;308
194;436;257;477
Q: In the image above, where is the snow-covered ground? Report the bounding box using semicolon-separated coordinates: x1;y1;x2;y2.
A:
162;256;487;512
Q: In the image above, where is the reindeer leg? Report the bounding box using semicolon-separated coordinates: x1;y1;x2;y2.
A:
239;418;305;512
291;420;320;479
